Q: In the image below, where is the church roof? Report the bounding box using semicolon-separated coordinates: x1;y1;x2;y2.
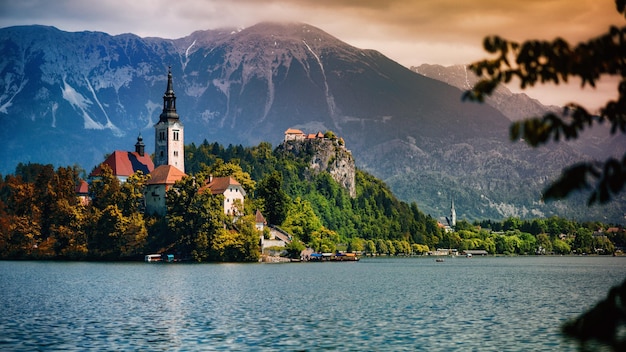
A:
255;209;266;224
201;176;246;196
91;150;154;177
75;179;89;194
147;165;186;185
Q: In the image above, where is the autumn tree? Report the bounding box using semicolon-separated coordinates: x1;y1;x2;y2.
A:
465;0;626;348
87;166;148;259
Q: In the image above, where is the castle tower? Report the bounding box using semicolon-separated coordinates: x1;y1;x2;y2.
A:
154;67;185;171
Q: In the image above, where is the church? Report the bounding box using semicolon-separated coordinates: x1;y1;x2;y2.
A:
144;68;187;216
88;68;246;216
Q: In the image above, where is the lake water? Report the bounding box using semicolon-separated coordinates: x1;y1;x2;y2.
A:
1;256;625;351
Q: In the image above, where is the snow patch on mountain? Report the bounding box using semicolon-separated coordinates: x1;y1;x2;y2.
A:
302;39;338;124
0;74;27;114
61;79;92;112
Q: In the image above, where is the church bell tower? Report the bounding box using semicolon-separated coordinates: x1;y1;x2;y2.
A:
154;67;184;171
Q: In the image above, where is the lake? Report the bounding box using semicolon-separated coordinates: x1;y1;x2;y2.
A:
1;256;625;351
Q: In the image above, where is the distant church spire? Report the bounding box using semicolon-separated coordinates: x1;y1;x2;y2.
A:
450;198;457;227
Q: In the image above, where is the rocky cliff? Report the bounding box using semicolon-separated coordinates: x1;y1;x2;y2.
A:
280;136;356;197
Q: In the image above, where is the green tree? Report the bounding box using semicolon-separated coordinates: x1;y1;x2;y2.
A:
347;237;365;253
365;240;377;255
552;238;571;255
517;232;537;255
166;176;225;262
284;239;306;259
375;239;388;255
256;171;290;225
281;197;322;243
572;228;594;254
593;235;615;255
212;216;260;262
536;233;553;254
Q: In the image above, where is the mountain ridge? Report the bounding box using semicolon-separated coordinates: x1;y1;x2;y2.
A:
0;22;623;222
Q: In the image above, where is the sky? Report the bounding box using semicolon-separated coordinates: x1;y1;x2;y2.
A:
1;0;624;110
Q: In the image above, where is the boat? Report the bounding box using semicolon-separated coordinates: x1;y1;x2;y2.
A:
144;253;175;262
466;253;473;258
307;252;360;262
435;258;445;262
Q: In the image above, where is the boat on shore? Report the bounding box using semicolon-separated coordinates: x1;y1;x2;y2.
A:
307;252;360;262
144;253;175;262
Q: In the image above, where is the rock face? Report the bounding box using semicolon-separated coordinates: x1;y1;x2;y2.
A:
280;137;356;197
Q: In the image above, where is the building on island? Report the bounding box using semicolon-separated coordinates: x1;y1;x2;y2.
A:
283;128;326;143
255;209;267;231
154;67;185;172
145;165;186;216
89;134;154;183
144;68;188;216
200;176;246;215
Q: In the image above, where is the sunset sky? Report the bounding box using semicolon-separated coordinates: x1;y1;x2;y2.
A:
1;0;624;109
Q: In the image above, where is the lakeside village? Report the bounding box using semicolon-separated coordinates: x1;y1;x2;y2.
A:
13;71;626;262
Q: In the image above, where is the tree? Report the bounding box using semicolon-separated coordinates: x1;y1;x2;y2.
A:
572;228;594;254
284;239;306;259
536;233;552;254
256;171;290;226
551;238;571;255
365;240;377;255
282;197;323;243
464;1;626;206
466;3;626;346
166;176;225;262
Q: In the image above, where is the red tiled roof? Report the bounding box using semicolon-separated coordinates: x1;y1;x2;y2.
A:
75;179;89;194
255;209;266;224
147;165;186;185
200;176;242;195
91;150;154;177
285;128;304;135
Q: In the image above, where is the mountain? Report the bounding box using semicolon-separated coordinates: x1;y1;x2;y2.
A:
411;64;561;121
0;23;623;222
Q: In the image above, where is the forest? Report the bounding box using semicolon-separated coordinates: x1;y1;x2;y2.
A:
0;140;623;261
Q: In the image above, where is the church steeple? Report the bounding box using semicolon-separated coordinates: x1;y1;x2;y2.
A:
135;133;145;156
154;67;184;172
159;66;179;123
450;198;457;227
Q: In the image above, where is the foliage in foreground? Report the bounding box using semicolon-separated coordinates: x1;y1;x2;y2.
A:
465;0;626;349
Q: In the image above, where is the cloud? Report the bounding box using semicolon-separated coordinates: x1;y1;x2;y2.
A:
0;0;623;108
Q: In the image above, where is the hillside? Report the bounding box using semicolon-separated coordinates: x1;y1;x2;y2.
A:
0;23;623;222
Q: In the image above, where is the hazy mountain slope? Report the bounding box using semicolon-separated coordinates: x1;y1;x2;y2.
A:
0;23;623;222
